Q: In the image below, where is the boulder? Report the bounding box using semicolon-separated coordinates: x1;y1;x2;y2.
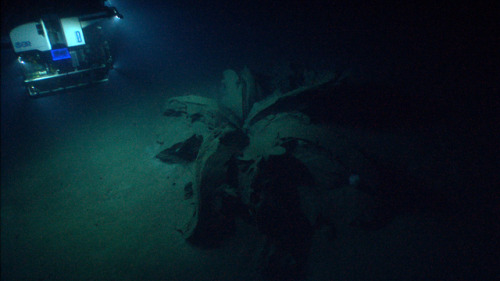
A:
155;134;203;164
220;67;261;120
221;69;244;119
176;124;249;245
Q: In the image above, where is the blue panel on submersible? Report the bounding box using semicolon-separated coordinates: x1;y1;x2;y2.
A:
51;48;71;61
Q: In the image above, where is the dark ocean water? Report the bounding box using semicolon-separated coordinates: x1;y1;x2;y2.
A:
1;1;497;280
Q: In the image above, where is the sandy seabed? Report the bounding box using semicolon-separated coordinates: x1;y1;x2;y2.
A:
0;81;264;280
1;80;494;281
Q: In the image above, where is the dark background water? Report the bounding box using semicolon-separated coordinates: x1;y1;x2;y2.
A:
1;0;498;280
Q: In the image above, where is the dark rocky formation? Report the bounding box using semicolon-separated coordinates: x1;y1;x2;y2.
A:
155;134;203;164
153;68;457;280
